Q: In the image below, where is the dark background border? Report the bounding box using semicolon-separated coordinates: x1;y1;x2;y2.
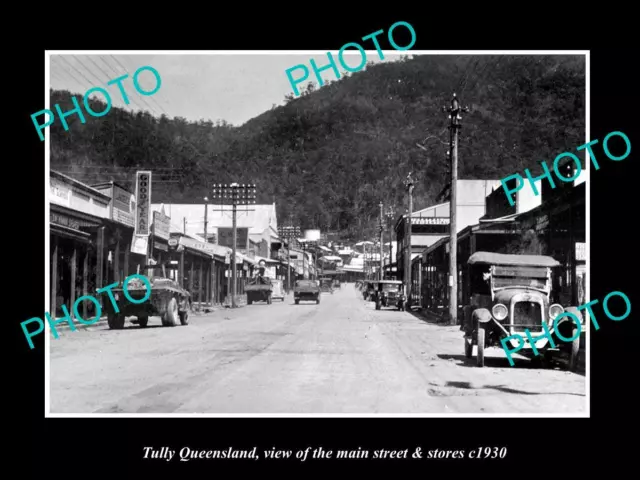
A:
13;11;635;475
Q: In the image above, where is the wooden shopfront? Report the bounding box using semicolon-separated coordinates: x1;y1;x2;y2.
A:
50;204;102;319
172;235;227;308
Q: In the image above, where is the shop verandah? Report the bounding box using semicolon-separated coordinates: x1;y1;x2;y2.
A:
418;182;585;321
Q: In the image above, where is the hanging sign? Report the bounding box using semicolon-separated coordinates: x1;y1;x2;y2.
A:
131;234;148;255
413;217;450;225
134;171;152;236
152;210;171;240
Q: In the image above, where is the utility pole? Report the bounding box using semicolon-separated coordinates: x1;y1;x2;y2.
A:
211;183;256;308
203;196;209;243
379;202;384;281
403;173;414;309
363;240;368;280
278;221;301;294
444;93;469;325
385;206;395;280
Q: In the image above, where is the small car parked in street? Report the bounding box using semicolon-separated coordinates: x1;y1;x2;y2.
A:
461;251;583;370
371;280;406;311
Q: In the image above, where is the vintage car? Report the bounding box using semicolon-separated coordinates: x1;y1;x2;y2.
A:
461;251;583;370
371;280;406;311
105;262;191;329
294;279;321;304
319;277;334;294
245;275;273;304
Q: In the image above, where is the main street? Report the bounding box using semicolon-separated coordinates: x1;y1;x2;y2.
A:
49;284;586;414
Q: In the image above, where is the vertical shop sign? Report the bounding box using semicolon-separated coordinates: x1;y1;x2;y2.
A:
135;171;152;236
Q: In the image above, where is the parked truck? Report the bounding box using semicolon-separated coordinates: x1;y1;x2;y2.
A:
293;279;321;304
245;275;273;305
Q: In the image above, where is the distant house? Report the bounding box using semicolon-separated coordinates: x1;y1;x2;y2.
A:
150;202;281;259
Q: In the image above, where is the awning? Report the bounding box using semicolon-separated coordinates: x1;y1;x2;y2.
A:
50;223;92;243
253;255;280;264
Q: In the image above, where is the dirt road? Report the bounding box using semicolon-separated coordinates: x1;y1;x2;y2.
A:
49;284;586;414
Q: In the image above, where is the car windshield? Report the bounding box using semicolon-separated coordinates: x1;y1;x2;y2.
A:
382;284;399;291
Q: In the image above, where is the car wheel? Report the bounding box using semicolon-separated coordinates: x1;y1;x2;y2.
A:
476;327;485;367
179;311;189;325
316;299;320;304
138;315;149;328
375;300;381;310
267;295;272;305
295;300;299;305
569;326;580;372
108;313;125;330
464;336;473;358
162;297;179;326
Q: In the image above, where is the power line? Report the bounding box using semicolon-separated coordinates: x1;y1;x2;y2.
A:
57;55;95;90
111;55;168;116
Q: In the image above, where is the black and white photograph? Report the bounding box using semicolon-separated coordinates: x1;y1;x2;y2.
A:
44;51;588;416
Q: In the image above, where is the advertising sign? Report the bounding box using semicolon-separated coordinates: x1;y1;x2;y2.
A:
152;210;171;240
412;217;450;225
131;234;148;255
50;178;71;207
112;184;135;228
135;171;152;236
304;229;321;241
218;227;249;249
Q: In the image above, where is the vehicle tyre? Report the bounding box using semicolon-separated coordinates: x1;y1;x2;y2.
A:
569;326;580;372
316;298;320;304
464;336;473;358
162;297;179;326
138;315;149;328
179;311;189;326
295;300;299;305
375;300;381;310
267;295;272;305
108;313;125;330
476;327;485;367
248;298;252;305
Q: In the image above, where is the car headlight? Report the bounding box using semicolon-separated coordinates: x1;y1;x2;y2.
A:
549;304;564;320
492;303;508;321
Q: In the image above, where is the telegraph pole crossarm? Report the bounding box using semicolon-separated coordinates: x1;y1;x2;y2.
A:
443;93;470;325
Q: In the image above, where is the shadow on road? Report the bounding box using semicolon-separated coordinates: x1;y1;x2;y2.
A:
408;309;457;327
438;353;585;376
444;380;585;397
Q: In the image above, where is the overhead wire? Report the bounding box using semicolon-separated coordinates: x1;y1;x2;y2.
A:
108;55;165;116
110;55;169;116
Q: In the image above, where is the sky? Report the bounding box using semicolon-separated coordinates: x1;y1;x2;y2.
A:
49;53;408;126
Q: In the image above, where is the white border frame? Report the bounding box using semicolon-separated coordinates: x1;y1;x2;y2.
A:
44;50;590;418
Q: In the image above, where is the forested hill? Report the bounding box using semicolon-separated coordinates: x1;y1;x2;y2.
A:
50;55;585;242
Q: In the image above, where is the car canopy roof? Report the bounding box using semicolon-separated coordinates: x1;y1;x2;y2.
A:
468;251;560;268
375;280;403;284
